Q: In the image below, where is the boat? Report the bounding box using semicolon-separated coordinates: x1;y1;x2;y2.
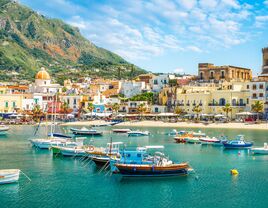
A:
127;130;150;137
70;127;103;136
112;129;131;133
0;169;20;184
251;143;268;154
0;125;9;135
48;133;72;139
87;142;123;167
30;138;78;149
174;131;189;143
200;137;220;145
111;146;190;177
185;131;206;144
167;129;178;136
223;135;253;149
50;138;85;154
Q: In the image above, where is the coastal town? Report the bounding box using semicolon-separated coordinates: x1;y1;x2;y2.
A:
1;47;268;125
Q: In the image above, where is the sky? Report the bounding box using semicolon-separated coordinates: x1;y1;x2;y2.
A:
19;0;268;76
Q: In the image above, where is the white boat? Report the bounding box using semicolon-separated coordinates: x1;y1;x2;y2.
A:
127;130;150;137
30;138;78;149
0;169;20;184
0;125;9;135
251;143;268;155
200;137;220;145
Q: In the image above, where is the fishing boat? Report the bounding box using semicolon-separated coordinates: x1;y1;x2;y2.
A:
223;135;253;149
55;145;94;157
111;146;190;177
87;142;123;167
185;131;206;144
70;127;103;136
251;143;268;154
200;137;220;145
127;130;150;137
112;129;131;133
50;138;85;154
174;131;189;143
0;169;20;184
0;125;9;135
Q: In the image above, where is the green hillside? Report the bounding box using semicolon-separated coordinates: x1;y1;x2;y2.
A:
0;0;145;83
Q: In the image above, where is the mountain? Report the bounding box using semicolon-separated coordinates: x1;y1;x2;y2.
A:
0;0;146;83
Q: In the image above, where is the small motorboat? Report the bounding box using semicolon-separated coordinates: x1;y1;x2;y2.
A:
251;143;268;155
223;135;253;149
50;138;85;154
0;169;20;184
127;130;150;137
70;127;103;136
112;129;131;133
200;137;220;145
0;125;9;135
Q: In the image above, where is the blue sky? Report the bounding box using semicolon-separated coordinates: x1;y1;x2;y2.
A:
20;0;268;76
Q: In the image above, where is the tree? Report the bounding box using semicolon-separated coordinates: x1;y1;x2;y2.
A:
32;105;43;122
222;103;232;121
192;104;202;120
137;103;147;120
251;101;263;120
174;106;184;115
61;101;69;118
27;21;36;39
87;102;94;113
112;103;120;116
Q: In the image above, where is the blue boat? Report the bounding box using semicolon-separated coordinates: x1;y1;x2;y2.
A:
110;146;189;177
223;135;253;149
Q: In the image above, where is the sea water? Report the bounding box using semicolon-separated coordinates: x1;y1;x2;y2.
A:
0;125;267;208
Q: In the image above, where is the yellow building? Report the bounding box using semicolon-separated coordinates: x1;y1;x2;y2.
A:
162;81;251;118
0;94;30;112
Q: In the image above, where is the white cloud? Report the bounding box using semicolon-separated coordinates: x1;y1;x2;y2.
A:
177;0;197;10
174;67;184;73
187;46;202;52
199;0;218;9
264;0;268;6
221;0;240;9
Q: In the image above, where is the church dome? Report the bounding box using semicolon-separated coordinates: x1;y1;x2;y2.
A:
35;67;51;80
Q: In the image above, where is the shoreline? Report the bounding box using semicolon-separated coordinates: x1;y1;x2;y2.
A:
56;120;268;131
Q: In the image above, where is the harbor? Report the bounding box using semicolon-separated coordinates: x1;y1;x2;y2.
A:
0;125;268;208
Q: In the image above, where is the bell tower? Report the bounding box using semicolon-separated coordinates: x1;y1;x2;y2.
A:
262;47;268;74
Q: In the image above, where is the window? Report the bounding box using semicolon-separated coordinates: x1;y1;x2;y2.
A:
232;99;236;106
154;80;158;85
253;84;257;90
210;71;214;79
219;98;226;106
252;93;257;98
155;107;159;113
67;98;70;104
73;98;77;105
200;72;203;80
247;98;249;104
247;85;249;89
221;71;225;78
5;101;8;108
260;93;264;97
239;99;243;105
12;102;16;108
260;84;264;89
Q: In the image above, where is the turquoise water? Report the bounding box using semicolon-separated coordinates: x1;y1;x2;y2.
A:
0;125;268;208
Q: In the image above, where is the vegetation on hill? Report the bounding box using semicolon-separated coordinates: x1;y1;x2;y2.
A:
0;0;146;83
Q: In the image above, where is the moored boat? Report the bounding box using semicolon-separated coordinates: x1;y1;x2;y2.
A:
0;169;20;184
0;125;9;135
223;135;253;149
200;137;220;145
251;143;268;154
127;130;150;137
70;127;103;136
112;129;131;133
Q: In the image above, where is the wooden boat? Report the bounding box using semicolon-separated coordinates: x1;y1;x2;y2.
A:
112;129;131;133
115;162;189;177
251;143;268;154
0;125;9;135
0;169;20;184
127;130;150;137
200;137;220;145
223;135;253;149
70;127;103;136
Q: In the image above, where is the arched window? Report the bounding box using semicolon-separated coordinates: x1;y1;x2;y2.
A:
232;99;236;106
219;98;226;106
239;99;244;105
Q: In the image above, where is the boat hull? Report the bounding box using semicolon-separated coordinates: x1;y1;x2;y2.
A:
115;164;189;177
223;143;253;149
251;149;268;154
91;157;110;167
0;169;20;185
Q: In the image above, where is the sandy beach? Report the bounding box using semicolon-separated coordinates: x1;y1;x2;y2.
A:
59;120;268;130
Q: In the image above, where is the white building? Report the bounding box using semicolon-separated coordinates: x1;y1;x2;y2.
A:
120;81;146;98
150;74;175;92
60;95;83;110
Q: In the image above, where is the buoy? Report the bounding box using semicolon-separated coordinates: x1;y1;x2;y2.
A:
230;169;239;175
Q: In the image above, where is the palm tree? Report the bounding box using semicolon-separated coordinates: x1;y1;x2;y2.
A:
61;101;69;118
222;103;232;121
137;103;147;120
112;103;120;117
192;104;202;120
32;104;43;122
251;101;263;120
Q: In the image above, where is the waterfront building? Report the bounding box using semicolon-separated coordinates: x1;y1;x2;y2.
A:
198;63;252;82
171;81;250;118
151;105;168;113
0;94;32;112
150;74;175;92
127;101;149;114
